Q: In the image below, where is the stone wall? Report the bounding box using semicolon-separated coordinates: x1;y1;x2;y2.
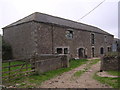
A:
34;55;69;74
100;57;120;71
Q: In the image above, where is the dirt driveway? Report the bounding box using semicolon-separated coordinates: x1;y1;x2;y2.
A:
39;60;112;88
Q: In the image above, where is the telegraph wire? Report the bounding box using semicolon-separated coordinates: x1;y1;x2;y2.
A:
77;0;106;21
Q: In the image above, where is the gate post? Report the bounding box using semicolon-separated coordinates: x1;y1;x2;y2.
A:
66;54;70;67
30;53;38;72
61;55;69;68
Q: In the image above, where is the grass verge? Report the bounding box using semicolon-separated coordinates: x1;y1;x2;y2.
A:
107;71;120;76
88;59;100;66
93;72;120;88
3;59;88;88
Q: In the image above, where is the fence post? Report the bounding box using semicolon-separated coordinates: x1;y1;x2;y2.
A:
30;57;35;72
61;55;69;68
67;55;70;68
26;60;28;76
8;61;10;81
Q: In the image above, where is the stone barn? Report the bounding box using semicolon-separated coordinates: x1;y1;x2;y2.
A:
3;12;114;59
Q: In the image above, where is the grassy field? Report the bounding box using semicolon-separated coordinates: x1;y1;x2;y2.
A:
2;61;32;81
3;61;29;72
3;59;88;88
93;71;120;88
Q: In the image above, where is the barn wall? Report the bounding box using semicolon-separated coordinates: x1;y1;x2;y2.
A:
3;21;36;59
35;22;113;58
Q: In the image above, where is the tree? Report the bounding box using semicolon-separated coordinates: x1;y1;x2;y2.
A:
2;38;13;60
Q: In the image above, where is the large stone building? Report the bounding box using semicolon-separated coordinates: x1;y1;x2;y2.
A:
3;12;114;59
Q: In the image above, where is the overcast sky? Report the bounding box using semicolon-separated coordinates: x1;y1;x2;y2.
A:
0;0;119;38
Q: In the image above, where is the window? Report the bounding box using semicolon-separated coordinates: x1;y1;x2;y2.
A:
104;35;107;43
100;47;104;54
91;34;95;45
64;48;68;54
56;48;62;54
66;30;73;39
107;47;111;52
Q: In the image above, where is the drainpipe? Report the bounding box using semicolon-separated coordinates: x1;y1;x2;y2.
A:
51;25;54;54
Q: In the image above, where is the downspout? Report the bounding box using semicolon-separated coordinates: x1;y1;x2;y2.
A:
51;25;54;54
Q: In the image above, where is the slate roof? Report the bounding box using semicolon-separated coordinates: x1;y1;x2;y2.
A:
3;12;113;35
114;38;120;42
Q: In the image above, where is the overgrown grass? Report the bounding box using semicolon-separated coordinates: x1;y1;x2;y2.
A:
107;71;120;76
2;61;31;72
69;59;88;69
3;59;88;88
93;72;120;88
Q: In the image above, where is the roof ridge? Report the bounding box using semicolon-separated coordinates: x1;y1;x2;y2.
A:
3;12;113;36
36;12;100;29
34;12;113;35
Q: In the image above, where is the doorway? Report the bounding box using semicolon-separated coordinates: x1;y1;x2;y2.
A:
78;48;85;58
100;47;104;54
92;47;95;57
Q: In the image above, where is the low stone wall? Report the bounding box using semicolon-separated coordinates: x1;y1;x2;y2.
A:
34;54;69;74
100;57;120;71
35;54;62;60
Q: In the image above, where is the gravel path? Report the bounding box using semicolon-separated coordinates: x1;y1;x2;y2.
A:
39;60;112;88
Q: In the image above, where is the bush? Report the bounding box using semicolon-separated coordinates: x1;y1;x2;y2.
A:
2;39;13;60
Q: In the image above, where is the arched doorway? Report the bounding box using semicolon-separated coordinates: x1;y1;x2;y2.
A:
78;48;85;58
92;47;95;57
100;47;104;54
